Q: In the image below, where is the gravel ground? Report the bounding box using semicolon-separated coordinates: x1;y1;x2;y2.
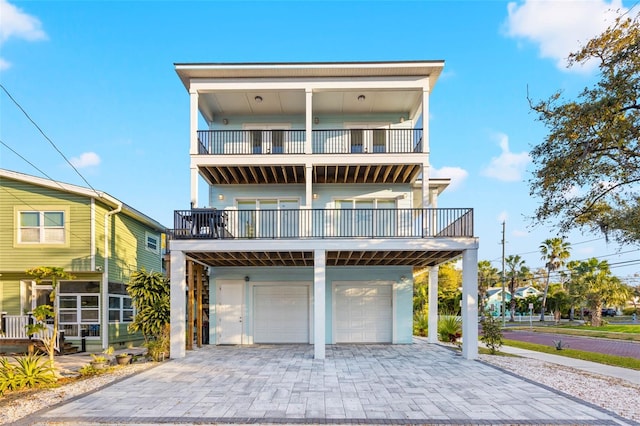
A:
479;354;640;423
1;355;639;425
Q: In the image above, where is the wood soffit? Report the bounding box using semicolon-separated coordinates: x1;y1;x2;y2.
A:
200;164;421;185
186;250;462;268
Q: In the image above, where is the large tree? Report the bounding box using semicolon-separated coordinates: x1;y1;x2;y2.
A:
528;13;640;244
570;258;630;326
539;238;571;321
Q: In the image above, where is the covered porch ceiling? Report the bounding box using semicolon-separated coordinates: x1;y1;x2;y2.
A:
185;249;463;268
199;164;422;185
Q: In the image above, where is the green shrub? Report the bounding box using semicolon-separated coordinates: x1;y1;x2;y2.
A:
480;315;503;354
0;357;20;395
413;310;429;336
438;315;462;343
0;355;56;394
14;354;56;388
622;307;638;316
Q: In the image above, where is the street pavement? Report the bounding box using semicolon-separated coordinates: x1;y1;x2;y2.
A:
502;329;640;359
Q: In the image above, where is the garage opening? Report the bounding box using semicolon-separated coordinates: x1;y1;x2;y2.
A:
335;284;392;343
253;285;309;343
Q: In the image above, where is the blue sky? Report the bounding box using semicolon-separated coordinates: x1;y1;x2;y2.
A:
1;0;638;284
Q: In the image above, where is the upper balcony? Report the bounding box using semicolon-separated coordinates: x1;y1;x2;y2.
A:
197;128;423;155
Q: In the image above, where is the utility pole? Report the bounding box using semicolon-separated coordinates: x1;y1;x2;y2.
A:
501;221;506;326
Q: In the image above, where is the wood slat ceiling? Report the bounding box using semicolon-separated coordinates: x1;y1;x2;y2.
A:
186;250;462;268
200;164;421;185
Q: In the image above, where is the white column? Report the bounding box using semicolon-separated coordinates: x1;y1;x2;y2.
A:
305;164;313;208
422;84;429;154
190;167;199;208
305;89;313;154
427;265;439;343
170;250;187;358
189;90;199;155
421;163;429;208
314;249;326;359
190;89;199;207
461;248;479;360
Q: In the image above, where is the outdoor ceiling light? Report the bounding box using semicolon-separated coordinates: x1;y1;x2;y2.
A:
358;95;366;102
254;96;263;103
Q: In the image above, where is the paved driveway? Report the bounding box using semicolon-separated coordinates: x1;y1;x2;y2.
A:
21;341;634;425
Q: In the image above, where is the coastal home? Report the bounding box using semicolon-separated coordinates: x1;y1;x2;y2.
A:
484;288;512;317
0;169;165;353
169;61;479;359
515;285;542;299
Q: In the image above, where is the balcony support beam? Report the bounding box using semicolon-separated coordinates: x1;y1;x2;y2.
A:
170;249;187;359
422;82;429;154
427;265;439;344
305;89;313;154
305;165;313;208
314;249;326;360
461;248;479;360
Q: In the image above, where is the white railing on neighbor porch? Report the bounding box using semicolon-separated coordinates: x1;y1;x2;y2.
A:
0;314;60;352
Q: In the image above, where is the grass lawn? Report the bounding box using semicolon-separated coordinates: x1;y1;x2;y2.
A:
510;324;640;342
502;339;640;370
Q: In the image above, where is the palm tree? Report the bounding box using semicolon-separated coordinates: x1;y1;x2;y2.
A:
573;258;630;326
539;237;571;321
505;255;529;321
478;260;499;315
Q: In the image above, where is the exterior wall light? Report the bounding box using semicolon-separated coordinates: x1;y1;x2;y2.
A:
357;95;366;102
313;193;318;200
254;96;263;103
218;194;224;200
222;118;229;125
314;117;320;124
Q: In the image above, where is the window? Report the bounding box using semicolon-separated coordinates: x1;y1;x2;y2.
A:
109;295;134;322
19;211;65;244
145;232;159;254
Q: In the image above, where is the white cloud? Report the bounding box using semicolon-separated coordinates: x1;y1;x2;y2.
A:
430;166;469;191
512;229;529;238
0;0;47;69
70;152;101;168
481;133;531;182
504;0;625;72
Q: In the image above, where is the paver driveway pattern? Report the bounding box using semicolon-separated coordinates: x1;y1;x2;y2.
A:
21;341;635;425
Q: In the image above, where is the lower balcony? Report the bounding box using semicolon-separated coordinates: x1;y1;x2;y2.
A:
168;208;473;240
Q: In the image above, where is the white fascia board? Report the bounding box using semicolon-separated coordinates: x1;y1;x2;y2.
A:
169;237;479;253
191;153;423;168
189;77;431;92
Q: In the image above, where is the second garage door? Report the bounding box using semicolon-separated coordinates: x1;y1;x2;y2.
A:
335;284;392;343
253;285;309;343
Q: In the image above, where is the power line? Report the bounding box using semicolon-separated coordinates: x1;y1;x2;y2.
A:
0;83;101;197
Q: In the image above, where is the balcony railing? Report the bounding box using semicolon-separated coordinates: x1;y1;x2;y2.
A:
196;128;423;155
169;207;473;240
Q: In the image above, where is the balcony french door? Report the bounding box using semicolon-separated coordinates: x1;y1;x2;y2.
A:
334;199;397;237
237;199;300;238
346;123;389;153
245;124;290;154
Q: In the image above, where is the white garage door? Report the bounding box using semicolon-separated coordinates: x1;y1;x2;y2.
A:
335;284;392;343
253;285;309;343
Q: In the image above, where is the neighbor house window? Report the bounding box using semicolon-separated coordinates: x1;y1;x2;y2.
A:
145;232;159;254
57;281;101;338
19;211;65;244
108;295;134;323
